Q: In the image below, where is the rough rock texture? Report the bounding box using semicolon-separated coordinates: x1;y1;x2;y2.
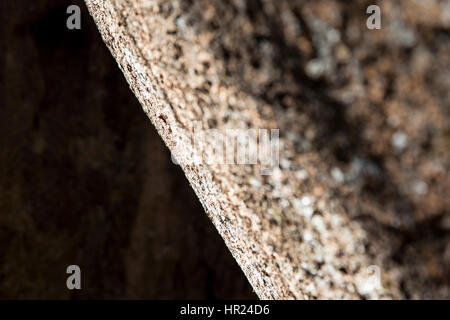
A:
84;0;450;299
0;0;254;299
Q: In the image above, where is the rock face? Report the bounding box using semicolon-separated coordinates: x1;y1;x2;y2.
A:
84;0;450;299
1;0;449;300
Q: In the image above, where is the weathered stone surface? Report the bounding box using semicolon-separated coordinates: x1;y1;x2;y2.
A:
85;0;450;299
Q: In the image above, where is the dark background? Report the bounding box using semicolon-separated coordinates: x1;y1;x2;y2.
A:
0;0;255;299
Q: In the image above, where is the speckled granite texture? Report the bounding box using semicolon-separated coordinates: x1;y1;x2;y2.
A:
84;0;450;299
